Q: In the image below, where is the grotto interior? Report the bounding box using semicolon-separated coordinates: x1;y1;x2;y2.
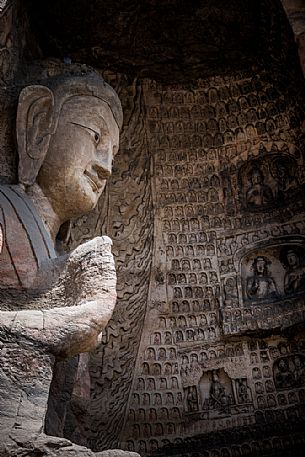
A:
1;0;305;456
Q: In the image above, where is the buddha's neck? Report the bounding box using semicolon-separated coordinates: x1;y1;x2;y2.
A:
24;183;62;243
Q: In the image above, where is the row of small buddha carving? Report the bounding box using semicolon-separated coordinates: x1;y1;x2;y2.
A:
158;180;300;210
166;245;216;258
166;248;217;262
149;123;279;149
171;299;215;313
149;299;213;314
166;211;302;233
242;140;295;157
223;322;250;334
174;298;219;312
218;224;305;256
160;178;221;194
136;376;180;391
157;149;219;163
128;406;181;424
166;230;215;243
242;191;305;218
149;114;279;138
144;346;243;364
222;308;247;323
161;194;224;211
255;392;304;409
164;204;221;221
155;312;218;330
165;114;284;139
180;347;244;362
156;163;216;178
248;340;305;356
155;152;217;168
141;361;179;376
130;421;178;439
146;344;244;364
253;379;276;394
149;113;285;136
251;366;272;379
223;320;280;335
263;339;305;360
154;159;215;177
149;327;219;346
219;260;236;274
128;406;182;422
220;141;295;165
131;390;183;407
167;234;215;248
180;365;203;378
222;307;305;326
164;224;216;239
163;215;214;232
220;207;305;231
151;324;217;346
168;272;219;286
222;311;287;331
250;351;273;364
166;253;215;268
160;190;222;204
162;216;215;235
254;368;305;394
247;310;303;331
159;178;222;193
158;154;302;199
145;347;177;361
173;286;220;301
148;86;281;116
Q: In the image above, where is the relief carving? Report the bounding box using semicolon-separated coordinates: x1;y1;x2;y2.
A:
273;355;305;390
241;241;305;305
87;64;305;455
238;152;302;212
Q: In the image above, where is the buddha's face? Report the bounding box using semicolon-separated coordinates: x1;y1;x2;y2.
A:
256;258;266;274
287;251;298;267
37;95;120;222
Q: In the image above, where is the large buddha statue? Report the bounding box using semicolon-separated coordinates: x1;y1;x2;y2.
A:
0;63;137;457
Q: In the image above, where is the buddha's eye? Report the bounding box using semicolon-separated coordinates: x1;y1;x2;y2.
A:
70;122;101;145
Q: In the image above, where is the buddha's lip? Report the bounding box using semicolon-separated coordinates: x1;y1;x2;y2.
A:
84;170;104;192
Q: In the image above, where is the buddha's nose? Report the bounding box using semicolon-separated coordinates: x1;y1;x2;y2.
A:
93;153;112;179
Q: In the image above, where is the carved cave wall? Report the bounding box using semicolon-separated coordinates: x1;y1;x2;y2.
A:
59;49;305;457
1;1;305;456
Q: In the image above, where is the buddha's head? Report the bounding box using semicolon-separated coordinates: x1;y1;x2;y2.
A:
16;64;122;224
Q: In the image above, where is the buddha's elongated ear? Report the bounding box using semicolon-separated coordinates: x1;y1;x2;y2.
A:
17;85;55;186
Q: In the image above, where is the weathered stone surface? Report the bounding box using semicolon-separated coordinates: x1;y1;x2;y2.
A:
0;44;138;456
2;434;139;457
0;233;140;456
1;1;305;457
79;68;305;456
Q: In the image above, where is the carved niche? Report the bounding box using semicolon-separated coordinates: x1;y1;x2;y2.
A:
238;151;303;212
239;238;305;306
